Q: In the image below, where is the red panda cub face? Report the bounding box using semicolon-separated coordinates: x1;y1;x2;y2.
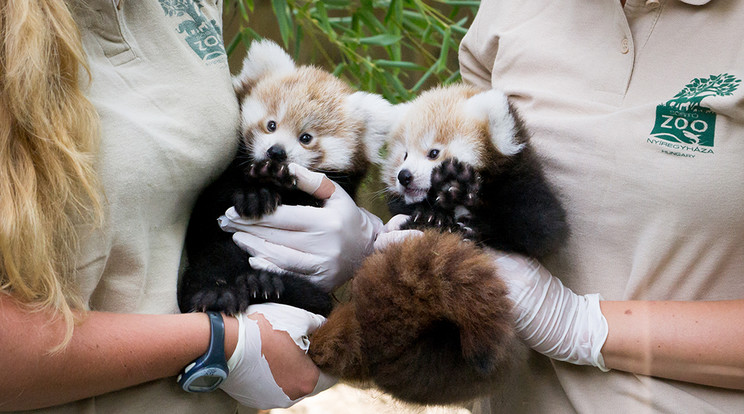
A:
233;40;392;175
241;67;363;172
383;84;525;204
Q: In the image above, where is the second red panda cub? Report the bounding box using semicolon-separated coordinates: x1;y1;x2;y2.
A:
309;84;568;405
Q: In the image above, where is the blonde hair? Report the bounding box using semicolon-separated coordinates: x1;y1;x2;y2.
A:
0;1;102;347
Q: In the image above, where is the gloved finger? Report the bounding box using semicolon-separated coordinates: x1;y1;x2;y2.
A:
233;232;325;274
248;257;335;292
374;229;424;251
224;204;332;232
249;256;290;274
288;163;336;200
384;214;411;231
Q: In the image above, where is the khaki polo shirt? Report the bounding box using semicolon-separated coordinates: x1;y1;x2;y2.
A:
460;0;744;412
20;1;246;413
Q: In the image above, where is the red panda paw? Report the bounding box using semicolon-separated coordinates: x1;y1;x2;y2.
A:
430;158;482;210
405;206;459;233
233;185;282;218
245;159;296;189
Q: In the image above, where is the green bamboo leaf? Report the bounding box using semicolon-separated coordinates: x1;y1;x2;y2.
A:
271;0;293;47
436;27;452;71
313;2;333;33
321;0;351;7
374;59;426;70
356;9;387;33
384;0;403;26
293;24;303;61
332;62;347;77
411;64;437;92
351;12;360;33
440;1;481;6
358;34;402;46
236;0;251;20
383;71;409;97
240;26;262;44
401;10;429;27
225;33;242;56
445;69;461;84
421;24;433;43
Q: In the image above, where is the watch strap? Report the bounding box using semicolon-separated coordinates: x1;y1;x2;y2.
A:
177;311;230;392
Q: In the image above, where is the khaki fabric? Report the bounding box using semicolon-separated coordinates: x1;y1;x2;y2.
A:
460;0;744;412
19;1;250;412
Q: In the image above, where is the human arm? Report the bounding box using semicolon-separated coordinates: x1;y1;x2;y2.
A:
0;293;322;410
600;299;744;389
492;253;744;390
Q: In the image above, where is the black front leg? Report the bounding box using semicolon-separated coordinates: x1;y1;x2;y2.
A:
179;239;332;316
233;159;297;218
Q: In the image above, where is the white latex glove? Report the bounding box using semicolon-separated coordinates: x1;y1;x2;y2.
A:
490;252;610;371
373;214;424;251
218;163;384;292
220;303;337;409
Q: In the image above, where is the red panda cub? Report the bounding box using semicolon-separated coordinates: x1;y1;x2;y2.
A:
309;84;567;405
385;83;568;256
178;40;393;316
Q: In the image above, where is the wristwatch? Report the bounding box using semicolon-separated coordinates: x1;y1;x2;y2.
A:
178;311;229;392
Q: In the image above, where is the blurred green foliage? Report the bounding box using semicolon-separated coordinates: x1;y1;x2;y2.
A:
223;0;480;103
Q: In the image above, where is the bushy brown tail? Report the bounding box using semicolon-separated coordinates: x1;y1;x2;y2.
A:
308;302;366;380
309;230;525;405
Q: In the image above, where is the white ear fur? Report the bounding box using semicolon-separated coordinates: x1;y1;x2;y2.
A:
464;89;524;156
346;91;396;163
232;39;296;96
383;101;412;144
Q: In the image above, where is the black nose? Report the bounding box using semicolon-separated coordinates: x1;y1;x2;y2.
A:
266;144;287;162
397;169;413;187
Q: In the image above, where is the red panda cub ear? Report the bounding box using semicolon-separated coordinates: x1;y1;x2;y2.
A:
463;89;525;157
232;39;296;100
344;91;396;164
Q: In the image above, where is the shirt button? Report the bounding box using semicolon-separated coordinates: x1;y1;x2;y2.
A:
621;38;630;54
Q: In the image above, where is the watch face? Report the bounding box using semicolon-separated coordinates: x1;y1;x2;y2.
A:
187;373;226;392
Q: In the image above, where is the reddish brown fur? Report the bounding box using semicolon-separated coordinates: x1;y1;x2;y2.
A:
309;230;525;405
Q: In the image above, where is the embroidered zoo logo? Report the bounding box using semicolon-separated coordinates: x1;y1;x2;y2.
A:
159;0;226;61
648;74;740;157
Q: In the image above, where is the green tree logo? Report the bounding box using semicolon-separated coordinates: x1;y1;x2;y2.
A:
650;73;741;148
159;0;225;61
667;73;740;111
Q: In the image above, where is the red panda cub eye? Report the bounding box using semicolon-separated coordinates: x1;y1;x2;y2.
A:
427;149;440;159
267;120;277;132
403;151;408;161
299;133;313;144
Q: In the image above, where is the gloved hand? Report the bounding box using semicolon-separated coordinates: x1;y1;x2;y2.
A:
220;303;337;409
360;215;609;371
372;214;424;251
218;163;384;292
490;252;610;371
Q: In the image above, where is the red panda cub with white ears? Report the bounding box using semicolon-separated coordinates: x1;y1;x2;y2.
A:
385;83;569;256
178;40;393;316
308;84;567;405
